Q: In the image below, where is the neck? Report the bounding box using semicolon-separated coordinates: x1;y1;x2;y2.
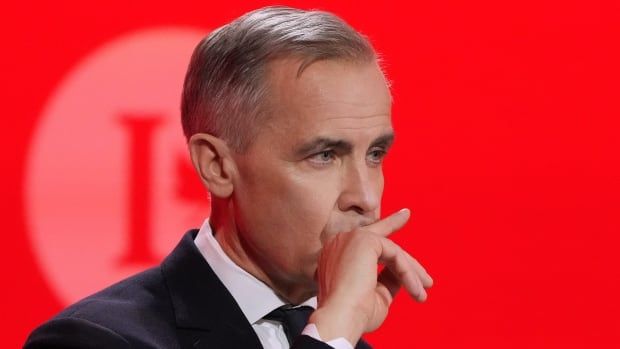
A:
209;198;315;304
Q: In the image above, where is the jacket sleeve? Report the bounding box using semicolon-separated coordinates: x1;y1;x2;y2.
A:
24;317;131;349
292;335;338;349
292;335;372;349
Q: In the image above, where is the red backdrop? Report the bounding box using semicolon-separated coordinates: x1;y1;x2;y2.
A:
3;0;619;347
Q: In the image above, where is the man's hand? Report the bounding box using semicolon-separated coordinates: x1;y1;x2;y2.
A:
308;209;433;344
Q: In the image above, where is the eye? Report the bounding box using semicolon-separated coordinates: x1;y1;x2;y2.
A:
308;150;336;165
367;148;387;165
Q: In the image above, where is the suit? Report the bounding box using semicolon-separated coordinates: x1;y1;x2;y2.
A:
24;230;372;349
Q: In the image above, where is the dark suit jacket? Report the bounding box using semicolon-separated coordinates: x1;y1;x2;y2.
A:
24;230;372;349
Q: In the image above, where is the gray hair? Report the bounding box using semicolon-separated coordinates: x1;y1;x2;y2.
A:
181;6;379;152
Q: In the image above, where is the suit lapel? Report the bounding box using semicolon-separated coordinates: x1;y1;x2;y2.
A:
161;230;264;349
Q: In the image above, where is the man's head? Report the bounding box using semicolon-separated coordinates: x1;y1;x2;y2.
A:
184;6;394;302
181;6;379;152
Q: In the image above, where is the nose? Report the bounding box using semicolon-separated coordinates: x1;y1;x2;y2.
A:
337;159;382;215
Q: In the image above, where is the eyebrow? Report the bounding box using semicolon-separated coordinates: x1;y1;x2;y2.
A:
293;132;395;157
370;133;395;149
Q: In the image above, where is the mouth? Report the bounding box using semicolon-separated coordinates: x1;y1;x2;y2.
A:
358;217;376;227
329;218;377;236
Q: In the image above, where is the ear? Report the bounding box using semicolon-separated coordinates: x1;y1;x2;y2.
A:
188;133;236;198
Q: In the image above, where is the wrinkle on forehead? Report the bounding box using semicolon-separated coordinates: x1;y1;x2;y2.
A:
325;125;389;131
299;85;391;110
318;112;388;123
313;113;391;130
317;113;391;121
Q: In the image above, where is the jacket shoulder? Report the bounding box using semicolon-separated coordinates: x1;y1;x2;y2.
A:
24;317;131;349
25;266;178;348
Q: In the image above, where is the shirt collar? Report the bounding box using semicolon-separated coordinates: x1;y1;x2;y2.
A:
193;219;317;324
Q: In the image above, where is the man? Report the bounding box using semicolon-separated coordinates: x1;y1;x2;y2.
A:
24;6;433;349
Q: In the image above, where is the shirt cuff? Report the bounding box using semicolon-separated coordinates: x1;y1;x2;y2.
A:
301;323;354;349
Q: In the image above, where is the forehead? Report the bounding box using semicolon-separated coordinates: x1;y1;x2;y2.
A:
262;58;393;146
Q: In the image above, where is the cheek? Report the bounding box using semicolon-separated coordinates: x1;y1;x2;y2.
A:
296;188;339;241
235;161;340;247
236;167;341;279
276;171;341;233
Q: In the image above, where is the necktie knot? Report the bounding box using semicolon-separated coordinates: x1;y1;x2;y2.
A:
264;305;314;344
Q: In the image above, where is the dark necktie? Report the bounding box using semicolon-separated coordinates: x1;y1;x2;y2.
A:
264;305;314;345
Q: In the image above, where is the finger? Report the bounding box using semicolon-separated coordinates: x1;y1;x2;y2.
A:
377;267;400;297
377;237;427;302
374;228;434;289
377;267;427;302
366;208;411;238
403;252;434;288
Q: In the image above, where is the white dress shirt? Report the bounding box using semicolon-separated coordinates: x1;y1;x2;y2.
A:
194;219;354;349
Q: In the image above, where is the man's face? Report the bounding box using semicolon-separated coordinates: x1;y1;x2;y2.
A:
231;58;393;298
